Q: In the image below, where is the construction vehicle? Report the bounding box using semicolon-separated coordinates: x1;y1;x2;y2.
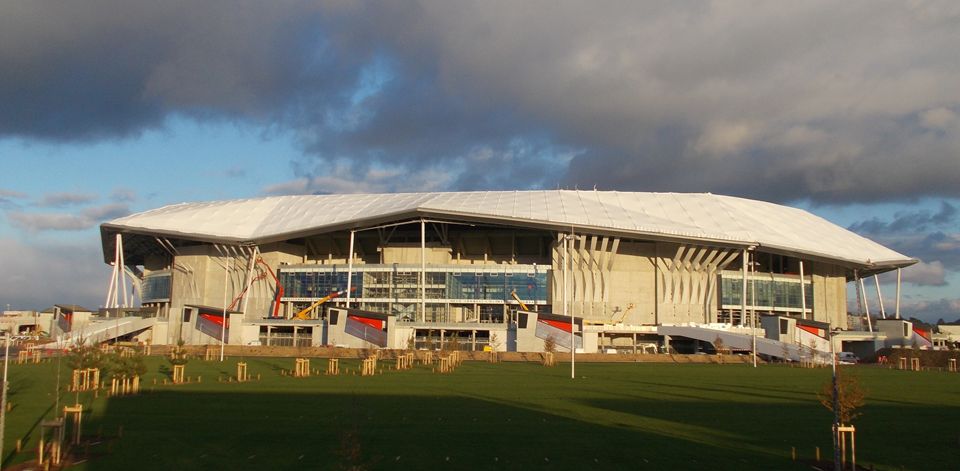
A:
293;288;350;320
510;290;530;311
582;303;636;326
611;303;635;324
226;257;285;318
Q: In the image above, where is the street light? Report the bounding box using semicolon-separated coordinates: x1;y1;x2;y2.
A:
0;334;10;463
830;329;840;471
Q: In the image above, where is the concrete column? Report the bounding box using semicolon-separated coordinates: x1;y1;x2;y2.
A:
740;249;747;326
421;219;426;322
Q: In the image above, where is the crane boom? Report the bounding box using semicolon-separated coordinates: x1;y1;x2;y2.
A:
510;290;530;311
612;303;635;324
294;289;348;320
224;257;284;317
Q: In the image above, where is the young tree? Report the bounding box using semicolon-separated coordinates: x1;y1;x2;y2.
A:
713;336;725;355
67;337;103;371
445;334;461;352
112;348;147;379
713;335;726;364
818;370;866;425
168;339;189;366
543;335;556;354
488;333;502;363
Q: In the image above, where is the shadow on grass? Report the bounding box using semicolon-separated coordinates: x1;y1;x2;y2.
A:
71;389;812;471
578;396;957;471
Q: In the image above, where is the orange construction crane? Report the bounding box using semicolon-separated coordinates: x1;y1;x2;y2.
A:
226;257;284;318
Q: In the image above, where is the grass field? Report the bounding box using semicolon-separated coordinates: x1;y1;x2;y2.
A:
1;356;957;470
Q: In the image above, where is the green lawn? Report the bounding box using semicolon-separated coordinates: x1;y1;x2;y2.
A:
2;357;957;470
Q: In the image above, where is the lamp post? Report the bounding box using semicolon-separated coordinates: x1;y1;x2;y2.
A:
0;335;10;463
220;256;230;362
750;251;757;368
569;235;575;380
830;329;840;471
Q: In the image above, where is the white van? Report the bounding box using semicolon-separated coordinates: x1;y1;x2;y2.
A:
838;352;859;364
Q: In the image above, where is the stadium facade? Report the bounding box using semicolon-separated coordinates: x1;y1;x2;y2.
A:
88;190;917;357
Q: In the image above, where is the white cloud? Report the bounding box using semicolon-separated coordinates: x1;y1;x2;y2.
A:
0;189;27;199
6;203;130;232
921;107;956;130
37;192;97;207
0;238;109;311
7;212;91;231
265;162;455;196
262;178;309;196
901;260;947;286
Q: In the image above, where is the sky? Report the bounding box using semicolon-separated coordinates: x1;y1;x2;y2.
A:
1;1;958;322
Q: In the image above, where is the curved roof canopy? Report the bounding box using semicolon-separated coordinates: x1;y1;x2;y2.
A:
101;190;914;271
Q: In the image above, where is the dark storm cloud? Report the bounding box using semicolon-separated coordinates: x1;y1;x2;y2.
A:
849;202;958;234
848;200;960;274
3;1;960;203
0;0;347;140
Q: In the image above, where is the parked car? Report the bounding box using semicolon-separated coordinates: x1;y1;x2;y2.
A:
838;352;859;364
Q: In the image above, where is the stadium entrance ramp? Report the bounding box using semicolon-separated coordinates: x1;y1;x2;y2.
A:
658;324;830;363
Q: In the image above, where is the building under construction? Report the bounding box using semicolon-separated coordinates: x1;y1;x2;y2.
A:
76;190;921;360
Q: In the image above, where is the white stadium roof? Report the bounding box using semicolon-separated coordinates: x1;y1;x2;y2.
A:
101;191;914;271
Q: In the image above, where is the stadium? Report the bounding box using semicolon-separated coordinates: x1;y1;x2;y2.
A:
73;190;921;360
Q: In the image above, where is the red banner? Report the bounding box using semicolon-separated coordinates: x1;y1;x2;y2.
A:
540;319;572;333
349;315;383;330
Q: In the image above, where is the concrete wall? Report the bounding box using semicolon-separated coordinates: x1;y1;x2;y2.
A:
810;262;848;329
156;227;857;345
550;236;657;324
381;244;453;264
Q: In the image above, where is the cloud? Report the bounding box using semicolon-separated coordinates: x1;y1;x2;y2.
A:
2;2;960;203
263;161;457;195
0;189;27;199
0;188;27;209
224;167;247;179
110;188;137;203
900;260;947;287
875;231;960;272
0;237;109;311
693;122;761;155
37;192;98;207
82;203;131;220
902;297;960;323
848;201;957;234
7;203;130;232
921;107;956;130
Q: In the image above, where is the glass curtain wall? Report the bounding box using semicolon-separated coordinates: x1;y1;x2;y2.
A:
720;271;812;313
279;264;549;321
